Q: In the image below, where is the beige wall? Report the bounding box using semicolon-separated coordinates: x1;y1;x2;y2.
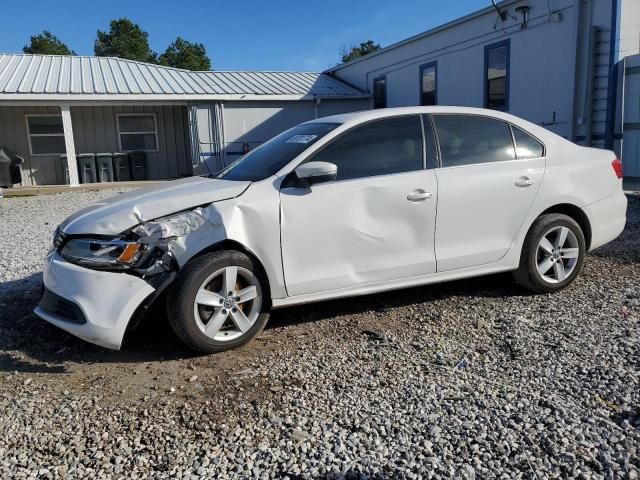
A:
0;104;191;186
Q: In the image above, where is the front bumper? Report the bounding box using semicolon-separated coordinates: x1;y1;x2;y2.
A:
34;251;155;350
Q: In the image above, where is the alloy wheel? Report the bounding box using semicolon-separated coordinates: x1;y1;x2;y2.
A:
193;266;262;341
535;226;580;284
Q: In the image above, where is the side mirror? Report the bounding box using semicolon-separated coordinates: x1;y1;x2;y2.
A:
294;161;337;186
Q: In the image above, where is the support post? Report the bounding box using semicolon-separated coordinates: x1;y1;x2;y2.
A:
314;96;321;118
60;104;79;185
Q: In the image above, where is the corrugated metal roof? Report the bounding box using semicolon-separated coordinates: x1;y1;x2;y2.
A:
0;54;367;99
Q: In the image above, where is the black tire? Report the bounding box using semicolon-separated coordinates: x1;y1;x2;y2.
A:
167;250;270;353
513;213;586;293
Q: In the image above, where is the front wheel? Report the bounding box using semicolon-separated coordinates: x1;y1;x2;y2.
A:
167;250;270;353
514;213;586;293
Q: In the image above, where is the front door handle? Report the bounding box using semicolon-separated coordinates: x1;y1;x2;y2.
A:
407;189;433;202
515;176;534;187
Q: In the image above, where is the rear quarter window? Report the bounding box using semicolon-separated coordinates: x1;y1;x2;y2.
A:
512;126;545;159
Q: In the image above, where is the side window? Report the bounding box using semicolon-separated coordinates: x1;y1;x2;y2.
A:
484;40;510;111
117;114;158;152
311;116;423;181
27;115;66;155
373;77;387;109
512;126;544;159
433;115;516;167
420;63;437;106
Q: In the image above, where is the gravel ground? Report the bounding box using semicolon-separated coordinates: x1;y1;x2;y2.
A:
0;189;638;479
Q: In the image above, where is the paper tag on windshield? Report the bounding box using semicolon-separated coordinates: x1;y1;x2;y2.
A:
286;134;317;144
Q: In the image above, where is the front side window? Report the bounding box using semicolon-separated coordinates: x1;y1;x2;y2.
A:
373;76;387;109
512;126;544;158
433;115;515;167
310;115;423;181
118;114;158;151
218;122;339;181
485;40;510;110
27;115;65;155
420;62;437;106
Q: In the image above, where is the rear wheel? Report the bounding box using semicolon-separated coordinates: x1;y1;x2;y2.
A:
167;250;270;353
514;213;586;293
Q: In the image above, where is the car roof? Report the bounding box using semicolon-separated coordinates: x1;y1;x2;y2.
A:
306;106;563;144
309;106;519;125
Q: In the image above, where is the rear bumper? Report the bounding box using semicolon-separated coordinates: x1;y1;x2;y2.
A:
584;190;627;251
34;251;155;350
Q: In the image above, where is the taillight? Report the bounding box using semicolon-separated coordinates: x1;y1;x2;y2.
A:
612;158;623;179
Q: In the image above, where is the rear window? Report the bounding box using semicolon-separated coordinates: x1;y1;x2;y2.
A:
217;123;339;181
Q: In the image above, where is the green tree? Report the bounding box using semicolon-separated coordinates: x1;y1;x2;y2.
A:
340;40;381;63
158;37;211;71
94;19;157;63
23;31;74;55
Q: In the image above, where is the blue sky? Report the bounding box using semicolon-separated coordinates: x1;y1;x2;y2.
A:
1;0;489;71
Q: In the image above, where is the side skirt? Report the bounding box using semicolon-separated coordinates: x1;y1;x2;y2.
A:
271;263;516;309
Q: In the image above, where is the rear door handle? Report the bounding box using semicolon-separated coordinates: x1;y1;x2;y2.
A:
515;176;534;187
407;189;433;202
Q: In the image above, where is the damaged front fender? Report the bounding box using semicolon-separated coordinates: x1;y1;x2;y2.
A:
134;207;226;269
129;180;286;299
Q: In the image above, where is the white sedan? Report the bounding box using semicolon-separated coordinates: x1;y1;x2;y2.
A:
36;107;627;353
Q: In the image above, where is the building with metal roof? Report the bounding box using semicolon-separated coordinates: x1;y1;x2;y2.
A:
0;54;366;100
0;54;368;186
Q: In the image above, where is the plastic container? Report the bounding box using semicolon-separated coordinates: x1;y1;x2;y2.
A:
95;153;114;183
60;154;70;185
112;152;132;182
128;150;148;181
0;147;24;187
76;153;97;184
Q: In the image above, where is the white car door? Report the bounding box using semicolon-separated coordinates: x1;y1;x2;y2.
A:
431;114;546;271
280;115;438;297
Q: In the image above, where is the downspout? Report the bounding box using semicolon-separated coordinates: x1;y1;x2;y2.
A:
570;0;584;141
604;0;620;149
585;26;599;146
219;102;226;168
314;95;321;119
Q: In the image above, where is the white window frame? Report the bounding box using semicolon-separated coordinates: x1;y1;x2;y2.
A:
25;114;66;156
116;113;159;152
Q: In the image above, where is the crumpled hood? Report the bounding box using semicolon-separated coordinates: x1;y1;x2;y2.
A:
60;176;250;235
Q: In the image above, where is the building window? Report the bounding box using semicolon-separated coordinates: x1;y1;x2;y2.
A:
420;62;437;106
117;114;158;151
484;40;510;110
373;76;387;109
26;115;66;155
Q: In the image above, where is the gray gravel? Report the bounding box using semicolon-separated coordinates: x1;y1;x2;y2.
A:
0;189;639;479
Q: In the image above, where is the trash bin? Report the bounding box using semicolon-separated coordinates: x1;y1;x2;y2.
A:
77;153;97;184
128;150;148;180
0;147;24;187
95;153;114;183
112;152;132;182
60;155;70;185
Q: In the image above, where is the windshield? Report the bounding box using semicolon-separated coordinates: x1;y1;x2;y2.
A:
216;122;339;181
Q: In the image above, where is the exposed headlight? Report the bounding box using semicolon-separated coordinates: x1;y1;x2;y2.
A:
52;226;67;250
60;237;149;269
